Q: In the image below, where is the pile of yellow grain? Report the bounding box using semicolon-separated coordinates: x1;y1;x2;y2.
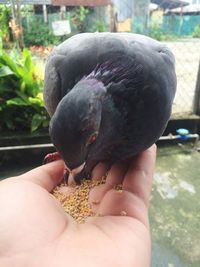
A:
52;178;106;224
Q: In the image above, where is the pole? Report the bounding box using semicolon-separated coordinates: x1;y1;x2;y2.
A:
193;60;200;115
108;3;115;32
60;6;66;20
43;5;48;23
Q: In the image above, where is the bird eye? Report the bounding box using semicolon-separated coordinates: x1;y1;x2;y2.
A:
86;132;98;146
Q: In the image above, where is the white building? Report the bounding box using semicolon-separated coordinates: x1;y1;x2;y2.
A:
185;0;200;4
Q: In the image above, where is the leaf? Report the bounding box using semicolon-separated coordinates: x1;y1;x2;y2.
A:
16;91;29;101
31;113;43;132
42;119;49;128
0;50;20;76
0;32;2;50
6;97;30;106
28;93;44;107
22;48;34;71
14;64;27;78
0;66;15;77
28;97;42;106
20;80;26;93
36;92;44;100
0;47;46;132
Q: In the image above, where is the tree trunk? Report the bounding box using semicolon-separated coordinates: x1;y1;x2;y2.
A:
10;0;24;50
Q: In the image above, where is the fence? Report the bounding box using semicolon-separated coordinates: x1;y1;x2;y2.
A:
164;39;200;118
132;13;200;118
17;3;200;118
163;14;200;36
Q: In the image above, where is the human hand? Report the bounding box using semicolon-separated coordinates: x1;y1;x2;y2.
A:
0;145;156;267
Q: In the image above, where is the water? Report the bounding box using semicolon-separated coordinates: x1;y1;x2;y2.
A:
0;145;200;266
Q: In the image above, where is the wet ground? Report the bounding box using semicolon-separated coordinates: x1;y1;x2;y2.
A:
0;144;200;267
151;144;200;267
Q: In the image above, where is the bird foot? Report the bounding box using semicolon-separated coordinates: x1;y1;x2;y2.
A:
43;152;61;164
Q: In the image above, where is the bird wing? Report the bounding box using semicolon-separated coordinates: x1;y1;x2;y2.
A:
44;33;98;116
44;32;176;117
104;38;176;158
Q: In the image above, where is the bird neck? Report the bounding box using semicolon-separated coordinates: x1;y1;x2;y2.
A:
72;78;107;98
63;78;107;133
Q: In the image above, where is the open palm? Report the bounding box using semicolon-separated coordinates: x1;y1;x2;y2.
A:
0;145;156;267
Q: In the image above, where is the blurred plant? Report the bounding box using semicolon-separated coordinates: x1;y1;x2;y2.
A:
91;20;107;32
0;6;12;46
0;31;3;50
192;24;200;38
29;45;54;62
23;18;62;47
0;48;49;132
148;22;177;41
71;6;89;33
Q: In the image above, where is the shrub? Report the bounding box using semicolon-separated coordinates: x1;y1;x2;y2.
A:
91;20;107;32
193;25;200;38
71;6;90;33
0;48;49;132
148;22;177;41
0;6;12;47
23;18;62;47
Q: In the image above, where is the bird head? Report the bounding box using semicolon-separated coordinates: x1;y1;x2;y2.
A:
49;78;106;170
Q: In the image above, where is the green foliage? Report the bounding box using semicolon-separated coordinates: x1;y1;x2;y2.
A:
23;18;62;47
71;6;90;33
0;6;12;46
91;20;107;32
0;31;3;50
148;22;177;41
192;24;200;38
0;48;49;132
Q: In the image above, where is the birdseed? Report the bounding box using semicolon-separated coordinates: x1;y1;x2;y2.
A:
53;178;125;223
52;178;106;224
120;210;127;216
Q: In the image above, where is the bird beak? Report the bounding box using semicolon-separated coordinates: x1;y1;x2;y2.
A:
66;162;85;176
66;162;86;185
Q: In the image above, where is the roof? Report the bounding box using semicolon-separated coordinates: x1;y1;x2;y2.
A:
168;4;200;13
151;0;189;9
51;0;111;6
0;0;50;3
0;0;110;5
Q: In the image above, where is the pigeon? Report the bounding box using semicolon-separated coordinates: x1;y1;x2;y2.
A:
44;32;176;183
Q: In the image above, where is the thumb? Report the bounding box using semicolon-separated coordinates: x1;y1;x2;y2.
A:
20;160;65;192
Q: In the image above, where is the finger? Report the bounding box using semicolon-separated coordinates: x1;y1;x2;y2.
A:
106;161;129;186
96;145;156;226
89;184;110;213
20;159;65;192
89;162;128;213
91;162;111;180
122;144;157;208
97;189;148;226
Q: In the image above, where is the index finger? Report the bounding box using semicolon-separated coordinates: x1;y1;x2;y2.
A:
123;144;157;208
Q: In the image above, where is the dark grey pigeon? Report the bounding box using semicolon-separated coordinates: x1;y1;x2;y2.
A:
44;32;176;183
